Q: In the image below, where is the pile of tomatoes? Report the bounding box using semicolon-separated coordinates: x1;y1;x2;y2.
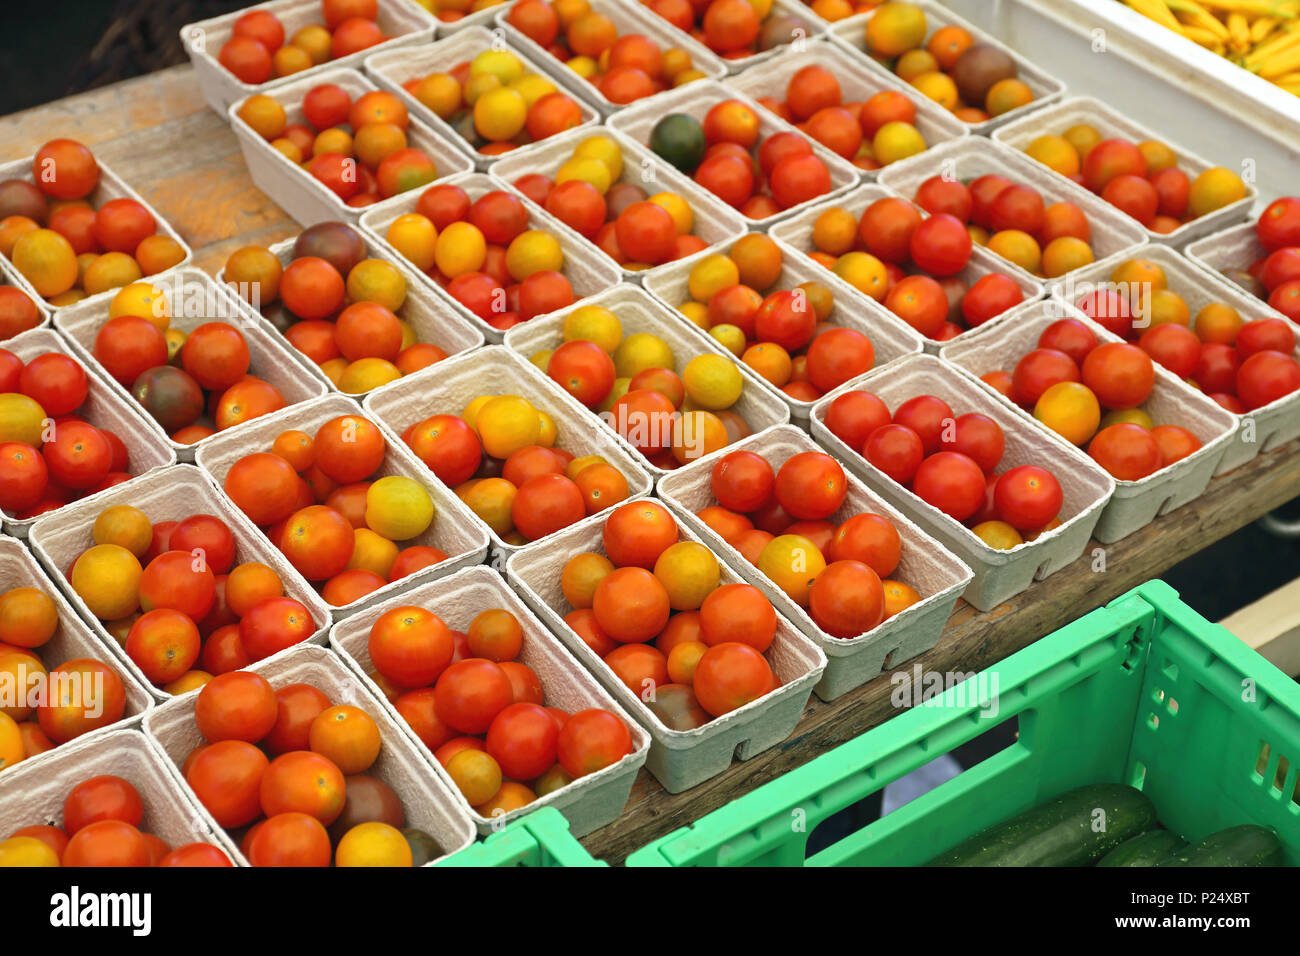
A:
648;101;835;218
1023;127;1247;235
904;172;1098;281
218;0;391;85
223;414;444;608
675;235;877;402
0;350;137;516
798;0;879;22
403;392;632;542
0;140;185;306
806;193;1027;340
860;3;1033;125
0;584;128;764
507;0;709;104
240;84;440;207
510;133;712;268
412;0;504;24
1221;196;1300;323
536;306;755;468
406;49;585;157
697;448;923;634
91;282;286;443
560;501;783;728
824;388;1067;550
1073;257;1300;417
0;283;41;341
0;775;231;867
68;505;317;688
182;670;439;866
641;0;811;62
980;315;1207;482
757;65;929;171
387;182;580;332
366;602;634;815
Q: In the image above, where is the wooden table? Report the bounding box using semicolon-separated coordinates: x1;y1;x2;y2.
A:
5;63;1299;866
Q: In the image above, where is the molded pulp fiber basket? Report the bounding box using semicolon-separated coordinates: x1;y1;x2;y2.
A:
658;424;973;700
229;67;474;227
55;266;328;463
1186;221;1298;327
437;806;607;866
940;296;1239;543
877;138;1149;286
626;580;1300;866
507;499;828;794
27;464;333;701
495;0;728;115
810;353;1115;612
0;327;177;538
194;393;491;619
0;156;193;315
143;643;477;866
0;728;242;864
488;126;749;284
642;236;927;423
729;39;969;180
826;0;1066;136
0;537;155;766
329;565;651;837
638;0;825;75
214;231;485;397
181;0;436;113
768;181;1045;352
992;96;1255;248
358;171;622;345
0;265;50;338
607;80;859;229
362;345;654;560
363;27;602;172
503;284;792;478
1051;242;1300;476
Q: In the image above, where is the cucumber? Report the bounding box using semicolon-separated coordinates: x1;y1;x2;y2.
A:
927;784;1157;867
1159;825;1284;867
1096;829;1186;867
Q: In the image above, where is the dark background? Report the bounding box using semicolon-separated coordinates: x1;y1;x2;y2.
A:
4;0;1299;621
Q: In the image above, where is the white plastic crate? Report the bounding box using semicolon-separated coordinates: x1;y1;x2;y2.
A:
0;728;242;865
27;464;334;701
363;26;602;172
729;38;969;180
494;0;729;115
826;0;1067;135
0;537;155;770
507;498;827;793
0;156;193;315
641;235;927;423
809;352;1115;611
229;66;475;228
1051;242;1300;476
362;344;655;561
181;0;437;113
488;125;750;283
358;171;623;344
143;642;477;866
607;79;860;229
194;392;492;618
54;266;328;463
877;137;1150;287
503;283;792;477
992;96;1256;248
214;229;486;398
656;424;973;700
0;327;177;539
329;564;652;836
768;179;1046;351
939;295;1238;543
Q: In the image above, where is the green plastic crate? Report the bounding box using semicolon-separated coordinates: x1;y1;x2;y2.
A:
436;808;608;867
627;580;1300;867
